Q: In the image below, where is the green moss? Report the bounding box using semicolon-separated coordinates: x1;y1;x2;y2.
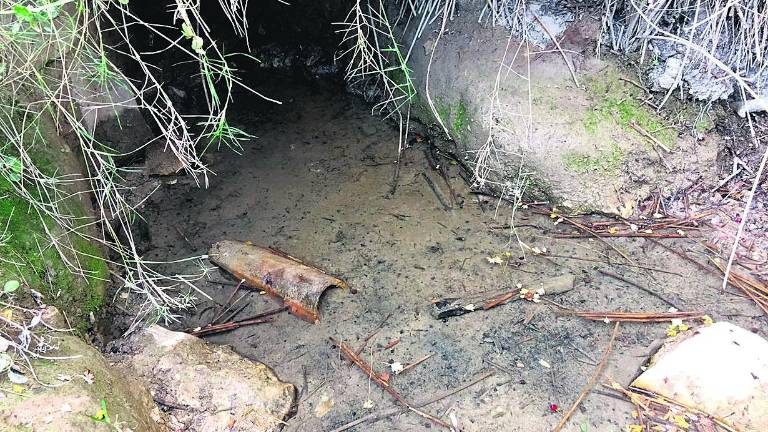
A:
437;102;451;128
562;141;624;174
694;116;714;134
433;98;470;136
583;71;676;149
0;119;106;328
0;181;105;326
452;100;468;134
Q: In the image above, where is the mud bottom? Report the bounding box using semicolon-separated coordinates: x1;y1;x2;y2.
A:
139;77;761;431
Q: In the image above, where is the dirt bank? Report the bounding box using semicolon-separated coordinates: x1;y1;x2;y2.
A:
397;2;722;215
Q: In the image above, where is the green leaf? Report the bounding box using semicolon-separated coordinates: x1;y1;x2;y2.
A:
191;36;204;54
118;0;129;4
3;280;19;293
181;22;195;39
90;399;111;424
12;5;33;20
2;156;22;182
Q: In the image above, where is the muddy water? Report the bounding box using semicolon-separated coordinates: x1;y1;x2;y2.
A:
142;78;762;431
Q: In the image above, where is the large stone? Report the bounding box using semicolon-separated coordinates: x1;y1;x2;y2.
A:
632;322;768;431
111;325;296;432
0;308;166;432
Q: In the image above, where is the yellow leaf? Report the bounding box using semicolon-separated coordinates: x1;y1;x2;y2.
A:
701;315;714;326
12;384;25;393
1;309;12;320
626;425;643;432
608;227;619;234
672;415;690;429
667;325;679;337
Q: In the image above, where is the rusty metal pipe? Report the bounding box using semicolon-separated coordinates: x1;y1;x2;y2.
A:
209;240;349;323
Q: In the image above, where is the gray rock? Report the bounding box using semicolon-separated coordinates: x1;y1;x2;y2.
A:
111;325;296;432
0;307;167;432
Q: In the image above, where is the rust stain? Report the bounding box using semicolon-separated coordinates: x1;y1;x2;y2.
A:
209;240;350;323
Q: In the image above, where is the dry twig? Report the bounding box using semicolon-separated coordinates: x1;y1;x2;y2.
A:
553;322;620;432
189;306;286;337
330;370;494;432
331;338;450;429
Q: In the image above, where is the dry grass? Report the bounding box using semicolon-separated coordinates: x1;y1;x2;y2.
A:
0;0;266;330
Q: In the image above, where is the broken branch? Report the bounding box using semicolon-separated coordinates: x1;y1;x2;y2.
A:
553;322;620;432
330;371;494;432
331;338;450;429
189;306;285;337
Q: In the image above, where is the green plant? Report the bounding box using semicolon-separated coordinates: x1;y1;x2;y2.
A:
452;100;468;133
337;0;419;150
563;142;625;174
583;74;676;149
90;399;112;425
0;155;22;182
2;279;19;293
0;0;259;328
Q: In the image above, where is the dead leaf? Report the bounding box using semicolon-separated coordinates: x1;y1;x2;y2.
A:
314;393;334;418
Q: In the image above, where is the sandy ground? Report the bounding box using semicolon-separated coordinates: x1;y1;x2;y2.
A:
134;77;765;432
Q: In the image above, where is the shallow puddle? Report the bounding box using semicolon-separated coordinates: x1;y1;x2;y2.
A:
141;78;761;431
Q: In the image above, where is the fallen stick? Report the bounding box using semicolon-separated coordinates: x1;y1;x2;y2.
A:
219;301;249;324
211;279;245;324
629;120;672;152
329;371;495;432
382;338;400;350
421;172;452;210
400;353;435;374
388;153;401;197
542;253;682;276
331;338;450;429
623;385;740;432
532;14;579;87
551;232;686;239
174;226;197;250
561;308;704;322
545;210;634;264
598;269;681;309
189;317;273;337
712;259;768;315
189;306;287;337
647;239;718;276
430;144;459;207
355;313;393;356
433;275;575;319
553;322;620;432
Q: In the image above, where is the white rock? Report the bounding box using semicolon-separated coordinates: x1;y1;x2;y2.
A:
632;322;768;431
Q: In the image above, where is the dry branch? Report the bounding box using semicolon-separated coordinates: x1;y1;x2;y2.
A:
188;306;286;337
553;322;620;432
563;309;704;322
331;338;450;429
330;370;494;432
713;259;768;315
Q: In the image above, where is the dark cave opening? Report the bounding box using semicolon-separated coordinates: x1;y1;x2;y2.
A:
117;0;357;113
